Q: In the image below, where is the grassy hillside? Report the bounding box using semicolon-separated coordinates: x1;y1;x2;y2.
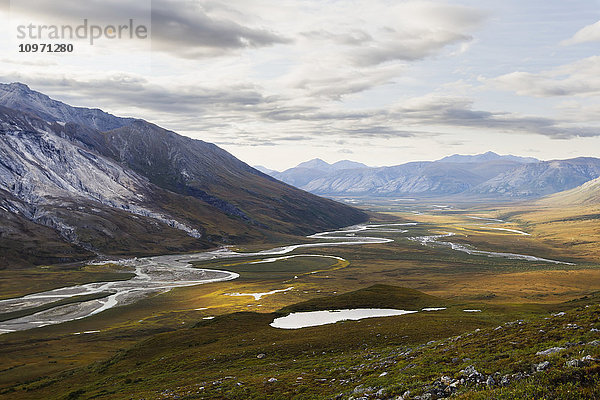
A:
2;198;599;399
486;179;600;263
3;285;598;399
539;176;600;206
103;121;368;237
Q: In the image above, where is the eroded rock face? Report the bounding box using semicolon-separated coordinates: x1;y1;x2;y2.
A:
0;107;202;242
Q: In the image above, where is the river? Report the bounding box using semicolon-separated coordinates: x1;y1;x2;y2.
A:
0;221;574;333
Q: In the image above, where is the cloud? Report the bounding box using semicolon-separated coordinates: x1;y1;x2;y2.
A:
8;0;290;58
300;29;373;46
0;58;57;67
352;30;473;66
485;56;600;97
561;20;600;46
150;0;291;58
7;73;597;142
391;94;600;139
347;2;484;66
267;1;485;101
0;72;272;119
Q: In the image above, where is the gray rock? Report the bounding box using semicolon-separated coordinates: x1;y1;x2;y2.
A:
353;385;374;394
565;359;585;368
534;361;550;371
536;347;565;356
461;365;478;375
460;365;485;383
440;376;452;385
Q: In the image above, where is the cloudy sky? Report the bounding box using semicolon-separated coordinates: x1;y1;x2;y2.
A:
1;0;600;170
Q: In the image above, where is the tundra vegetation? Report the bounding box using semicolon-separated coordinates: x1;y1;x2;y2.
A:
1;199;599;399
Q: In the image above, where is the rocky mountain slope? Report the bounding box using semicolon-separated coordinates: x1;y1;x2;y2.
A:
263;154;600;199
469;157;600;198
537;175;600;206
0;83;134;131
0;83;367;267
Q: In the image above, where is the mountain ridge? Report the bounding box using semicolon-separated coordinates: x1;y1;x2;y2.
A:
438;151;538;164
0;82;135;131
539;175;600;206
0;83;368;267
263;155;600;199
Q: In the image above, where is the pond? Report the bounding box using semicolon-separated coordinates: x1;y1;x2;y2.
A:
270;308;419;329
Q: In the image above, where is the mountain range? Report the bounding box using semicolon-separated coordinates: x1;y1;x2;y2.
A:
0;83;367;267
262;153;600;199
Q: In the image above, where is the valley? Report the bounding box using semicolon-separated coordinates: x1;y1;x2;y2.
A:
1;198;599;399
0;84;599;399
3;0;600;397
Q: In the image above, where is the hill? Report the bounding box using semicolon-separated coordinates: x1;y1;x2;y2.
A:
6;285;599;399
469;157;600;198
539;176;600;206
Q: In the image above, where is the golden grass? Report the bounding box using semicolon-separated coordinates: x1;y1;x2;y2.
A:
2;200;600;395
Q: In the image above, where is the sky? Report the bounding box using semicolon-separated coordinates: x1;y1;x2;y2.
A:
1;0;599;170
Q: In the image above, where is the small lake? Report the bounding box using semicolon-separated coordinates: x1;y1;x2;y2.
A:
270;308;418;329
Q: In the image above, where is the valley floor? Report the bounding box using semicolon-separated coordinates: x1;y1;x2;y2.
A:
0;200;599;399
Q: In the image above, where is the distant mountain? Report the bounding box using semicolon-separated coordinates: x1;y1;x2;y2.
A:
293;158;369;173
269;154;600;199
267;158;369;189
271;155;529;197
0;83;367;267
469;158;600;198
302;161;517;196
254;165;278;175
438;151;538;164
294;158;332;172
539;176;600;206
